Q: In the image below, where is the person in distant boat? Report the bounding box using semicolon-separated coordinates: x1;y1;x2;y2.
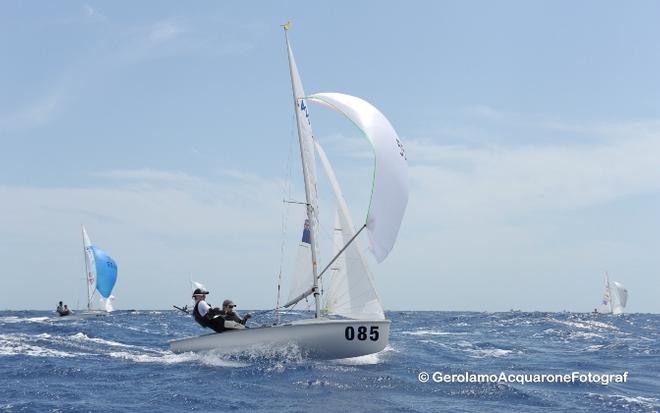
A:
191;288;226;333
593;308;599;314
220;299;251;325
56;301;71;316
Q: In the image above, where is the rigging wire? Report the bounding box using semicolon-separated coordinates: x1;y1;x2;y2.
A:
275;112;298;324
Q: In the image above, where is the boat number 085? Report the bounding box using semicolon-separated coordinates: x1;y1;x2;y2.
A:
345;326;379;341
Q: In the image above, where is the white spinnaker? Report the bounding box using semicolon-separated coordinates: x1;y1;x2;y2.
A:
612;281;628;314
285;33;320;300
316;141;384;320
614;282;628;308
307;92;408;263
82;225;96;309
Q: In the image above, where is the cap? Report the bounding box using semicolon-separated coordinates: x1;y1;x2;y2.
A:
222;299;235;307
192;288;209;297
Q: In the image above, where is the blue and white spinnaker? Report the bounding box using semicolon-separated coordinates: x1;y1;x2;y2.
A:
82;225;118;312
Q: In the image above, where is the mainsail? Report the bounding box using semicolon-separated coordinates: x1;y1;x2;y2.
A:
81;225;118;312
82;225;96;309
284;28;322;316
287;219;314;303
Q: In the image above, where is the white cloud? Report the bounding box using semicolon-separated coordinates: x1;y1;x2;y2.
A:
83;4;107;21
406;124;660;225
0;95;61;131
147;21;185;44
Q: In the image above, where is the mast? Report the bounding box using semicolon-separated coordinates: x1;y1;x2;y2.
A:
283;23;321;318
82;225;91;310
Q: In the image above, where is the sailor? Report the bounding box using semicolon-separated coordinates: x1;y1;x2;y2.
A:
191;288;226;333
220;299;251;325
56;301;71;316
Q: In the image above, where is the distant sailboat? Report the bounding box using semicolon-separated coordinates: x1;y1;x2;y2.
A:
170;24;408;359
81;225;118;313
596;273;628;314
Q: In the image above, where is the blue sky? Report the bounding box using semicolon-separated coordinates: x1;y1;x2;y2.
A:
1;2;659;312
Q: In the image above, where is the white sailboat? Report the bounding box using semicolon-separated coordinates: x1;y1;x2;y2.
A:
596;273;628;314
170;24;408;359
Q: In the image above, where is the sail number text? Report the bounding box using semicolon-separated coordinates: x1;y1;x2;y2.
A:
345;326;379;341
299;100;311;125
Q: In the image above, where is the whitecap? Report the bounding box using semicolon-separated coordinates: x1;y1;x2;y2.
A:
333;345;395;365
582;344;604;352
401;330;463;336
568;331;603;340
0;316;50;324
0;333;86;358
588;393;659;410
466;348;517;358
551;319;617;331
67;332;134;348
107;350;249;367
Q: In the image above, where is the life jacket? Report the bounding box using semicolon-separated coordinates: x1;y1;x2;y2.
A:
193;301;209;327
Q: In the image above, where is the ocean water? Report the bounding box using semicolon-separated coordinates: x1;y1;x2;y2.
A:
0;311;658;412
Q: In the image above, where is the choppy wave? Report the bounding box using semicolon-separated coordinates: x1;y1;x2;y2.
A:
401;329;466;336
0;333;86;358
0;311;657;412
586;393;660;411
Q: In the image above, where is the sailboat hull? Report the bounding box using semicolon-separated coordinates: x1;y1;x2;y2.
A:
50;311;109;322
170;318;390;359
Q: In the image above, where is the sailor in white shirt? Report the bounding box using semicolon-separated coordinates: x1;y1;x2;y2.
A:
191;288;226;332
